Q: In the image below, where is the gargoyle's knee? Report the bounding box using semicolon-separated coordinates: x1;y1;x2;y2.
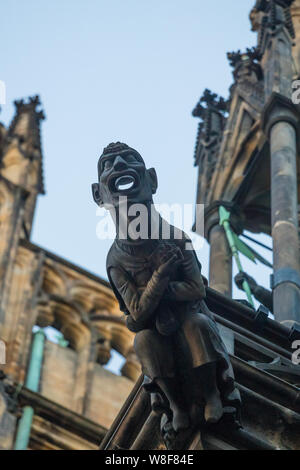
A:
134;329;156;354
184;313;211;332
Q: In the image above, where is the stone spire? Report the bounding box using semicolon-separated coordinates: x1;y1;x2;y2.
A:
227;47;263;84
291;0;300;76
192;89;227;156
1;95;46;237
249;0;296;97
3;95;45;194
192;89;227;201
250;0;295;39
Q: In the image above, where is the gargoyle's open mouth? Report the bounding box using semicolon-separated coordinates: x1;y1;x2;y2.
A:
108;171;140;195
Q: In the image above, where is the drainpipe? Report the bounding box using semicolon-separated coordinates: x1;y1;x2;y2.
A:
270;119;300;326
14;328;45;450
262;95;300;328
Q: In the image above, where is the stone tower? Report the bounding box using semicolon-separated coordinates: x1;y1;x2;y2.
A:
0;98;141;449
193;0;300;327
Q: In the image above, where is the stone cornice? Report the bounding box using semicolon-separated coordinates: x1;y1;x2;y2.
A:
20;238;112;289
1;375;106;445
261;91;300;137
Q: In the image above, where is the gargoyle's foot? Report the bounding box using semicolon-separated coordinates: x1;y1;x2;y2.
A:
172;409;190;433
161;412;192;450
204;392;223;424
155;377;189;433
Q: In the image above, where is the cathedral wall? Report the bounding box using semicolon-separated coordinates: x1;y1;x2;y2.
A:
40;341;79;411
1;244;43;384
84;363;134;429
40;339;134;429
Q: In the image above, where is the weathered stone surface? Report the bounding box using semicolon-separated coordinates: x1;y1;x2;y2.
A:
84;365;134;429
0;382;17;450
0;98;138;449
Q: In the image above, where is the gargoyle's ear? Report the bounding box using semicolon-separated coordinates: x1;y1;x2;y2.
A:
91;183;103;206
147;168;158;195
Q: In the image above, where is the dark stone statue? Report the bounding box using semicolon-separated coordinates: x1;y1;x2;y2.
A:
92;142;241;444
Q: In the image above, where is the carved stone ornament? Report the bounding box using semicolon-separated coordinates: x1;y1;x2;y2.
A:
92;142;241;448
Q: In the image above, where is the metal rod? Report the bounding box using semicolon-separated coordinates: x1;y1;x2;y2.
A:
241;234;272;252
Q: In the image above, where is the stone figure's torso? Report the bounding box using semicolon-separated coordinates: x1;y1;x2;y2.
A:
106;230;205;338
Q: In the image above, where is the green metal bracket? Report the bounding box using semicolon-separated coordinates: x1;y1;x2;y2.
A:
219;206;255;307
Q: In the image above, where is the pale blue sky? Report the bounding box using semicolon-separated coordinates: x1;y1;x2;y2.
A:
1;0;272;311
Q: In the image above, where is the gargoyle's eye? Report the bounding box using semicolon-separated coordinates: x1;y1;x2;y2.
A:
103;160;113;171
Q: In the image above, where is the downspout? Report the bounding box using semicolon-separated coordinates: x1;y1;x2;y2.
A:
14;328;45;450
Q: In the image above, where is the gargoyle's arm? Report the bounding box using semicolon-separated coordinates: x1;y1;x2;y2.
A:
109;267;169;325
165;249;206;301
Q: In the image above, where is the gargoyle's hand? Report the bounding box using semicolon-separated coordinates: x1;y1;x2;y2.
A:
234;272;257;291
157;248;183;278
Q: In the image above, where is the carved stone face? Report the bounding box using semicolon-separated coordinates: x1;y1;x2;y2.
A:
92;148;157;208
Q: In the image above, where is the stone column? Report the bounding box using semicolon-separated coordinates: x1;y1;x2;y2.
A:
208;224;232;296
263;95;300;327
